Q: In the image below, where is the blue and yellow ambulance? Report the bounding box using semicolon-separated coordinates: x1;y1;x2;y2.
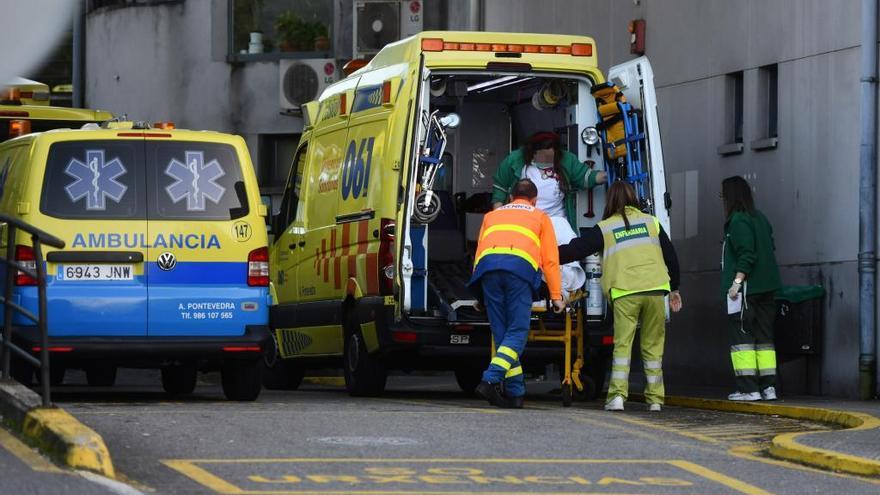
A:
268;31;669;397
0;122;271;400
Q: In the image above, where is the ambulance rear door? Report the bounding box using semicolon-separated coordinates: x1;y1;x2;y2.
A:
399;61;429;313
607;57;670;233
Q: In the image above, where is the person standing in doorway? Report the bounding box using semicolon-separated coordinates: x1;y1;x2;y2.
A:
470;179;564;408
492;131;607;230
558;181;681;412
721;176;782;401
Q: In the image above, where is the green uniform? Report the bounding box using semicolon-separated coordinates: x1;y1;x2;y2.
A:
598;207;671;405
722;210;782;393
491;149;601;230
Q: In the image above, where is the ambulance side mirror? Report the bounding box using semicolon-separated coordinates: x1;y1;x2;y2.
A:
260;195;273;233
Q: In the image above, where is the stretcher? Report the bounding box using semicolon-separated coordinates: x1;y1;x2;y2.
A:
591;82;651;204
490;290;587;407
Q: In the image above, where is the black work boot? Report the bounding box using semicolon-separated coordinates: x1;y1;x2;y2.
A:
476;381;506;407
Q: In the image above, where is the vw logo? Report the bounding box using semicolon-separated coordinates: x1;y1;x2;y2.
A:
157;252;177;271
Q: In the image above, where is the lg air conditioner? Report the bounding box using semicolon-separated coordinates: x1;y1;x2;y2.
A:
279;59;339;111
353;0;423;59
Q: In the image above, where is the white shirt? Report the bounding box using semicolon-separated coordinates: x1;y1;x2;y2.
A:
522;163;566;218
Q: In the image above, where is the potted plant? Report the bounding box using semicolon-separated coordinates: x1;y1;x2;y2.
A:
274;11;303;51
312;22;330;51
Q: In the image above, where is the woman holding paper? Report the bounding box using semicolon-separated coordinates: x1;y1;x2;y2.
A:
720;176;782;401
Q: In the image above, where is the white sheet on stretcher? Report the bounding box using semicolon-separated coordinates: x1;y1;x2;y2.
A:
535;217;586;308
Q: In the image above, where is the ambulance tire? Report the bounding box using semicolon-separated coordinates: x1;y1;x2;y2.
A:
35;364;65;386
221;359;262;401
454;365;483;395
577;350;609;401
261;359;305;390
86;364;117;387
162;364;197;395
343;310;386;397
10;356;33;386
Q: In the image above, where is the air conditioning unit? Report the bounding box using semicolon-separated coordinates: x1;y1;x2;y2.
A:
279;59;339;110
353;0;423;59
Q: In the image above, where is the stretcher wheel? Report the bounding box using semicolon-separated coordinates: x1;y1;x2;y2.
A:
562;383;573;407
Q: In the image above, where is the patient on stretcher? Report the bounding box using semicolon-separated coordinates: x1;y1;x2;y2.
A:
534;216;587;309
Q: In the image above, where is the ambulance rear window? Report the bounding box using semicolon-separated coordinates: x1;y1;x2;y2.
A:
41;140;146;219
147;141;249;221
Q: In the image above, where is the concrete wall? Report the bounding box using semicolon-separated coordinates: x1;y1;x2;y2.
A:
85;0;306;177
480;0;862;397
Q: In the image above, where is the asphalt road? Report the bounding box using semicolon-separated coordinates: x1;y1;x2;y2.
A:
10;369;880;495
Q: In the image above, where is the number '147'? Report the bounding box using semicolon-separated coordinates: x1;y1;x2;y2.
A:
341;137;375;200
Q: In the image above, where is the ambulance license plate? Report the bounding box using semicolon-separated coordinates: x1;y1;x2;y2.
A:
59;264;133;281
450;334;470;344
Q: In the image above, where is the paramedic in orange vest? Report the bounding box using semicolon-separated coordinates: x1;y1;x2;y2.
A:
469;179;565;408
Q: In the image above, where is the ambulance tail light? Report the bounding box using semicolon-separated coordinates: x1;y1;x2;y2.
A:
9;119;31;138
247;247;270;286
379;218;395;295
15;245;37;286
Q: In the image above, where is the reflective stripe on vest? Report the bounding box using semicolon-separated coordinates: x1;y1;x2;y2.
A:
475;246;538;270
481;223;541;248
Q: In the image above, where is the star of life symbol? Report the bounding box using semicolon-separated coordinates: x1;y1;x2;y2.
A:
64;150;128;210
165;151;226;211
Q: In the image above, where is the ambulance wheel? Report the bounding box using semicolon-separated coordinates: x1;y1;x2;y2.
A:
86;364;117;387
162;364;197;395
261;359;305;391
35;364;65;386
582;350;609;401
343;310;386;397
454;365;483;395
562;383;573;407
10;356;33;385
221;359;262;401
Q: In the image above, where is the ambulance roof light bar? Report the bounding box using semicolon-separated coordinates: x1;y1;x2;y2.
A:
421;38;592;57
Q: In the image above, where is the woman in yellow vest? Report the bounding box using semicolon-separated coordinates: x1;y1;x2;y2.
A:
559;181;681;411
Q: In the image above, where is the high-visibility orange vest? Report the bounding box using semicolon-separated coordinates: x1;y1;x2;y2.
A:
473;199;562;299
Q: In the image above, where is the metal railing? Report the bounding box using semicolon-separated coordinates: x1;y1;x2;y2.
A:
0;214;65;407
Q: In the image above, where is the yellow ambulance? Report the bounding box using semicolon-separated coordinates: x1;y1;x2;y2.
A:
1;78;113;142
0;122;271;400
267;31;669;397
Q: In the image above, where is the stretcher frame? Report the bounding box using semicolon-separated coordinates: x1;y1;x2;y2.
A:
490;290;587;407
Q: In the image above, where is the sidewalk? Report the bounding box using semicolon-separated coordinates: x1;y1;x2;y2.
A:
663;385;880;475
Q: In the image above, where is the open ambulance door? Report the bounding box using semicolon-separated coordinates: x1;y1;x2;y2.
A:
607;57;671;234
399;60;430;313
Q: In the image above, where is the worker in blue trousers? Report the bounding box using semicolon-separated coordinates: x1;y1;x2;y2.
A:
469;179;565;408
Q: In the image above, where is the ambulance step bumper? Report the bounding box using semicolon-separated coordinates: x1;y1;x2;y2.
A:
11;325;271;360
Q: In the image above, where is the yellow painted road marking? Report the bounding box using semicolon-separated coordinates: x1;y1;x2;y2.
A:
302;377;345;387
669;460;774;495
613;415;723;445
0;426;64;473
163;459;245;494
727;444;880;487
162;457;771;495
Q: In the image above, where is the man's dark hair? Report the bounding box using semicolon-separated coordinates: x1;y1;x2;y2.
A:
511;178;538;200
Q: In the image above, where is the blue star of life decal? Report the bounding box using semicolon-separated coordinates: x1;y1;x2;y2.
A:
164;151;226;211
64;150;128;210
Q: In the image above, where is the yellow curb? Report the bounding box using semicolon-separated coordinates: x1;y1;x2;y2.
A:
302;376;345;386
663;395;880;476
22;408;115;479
